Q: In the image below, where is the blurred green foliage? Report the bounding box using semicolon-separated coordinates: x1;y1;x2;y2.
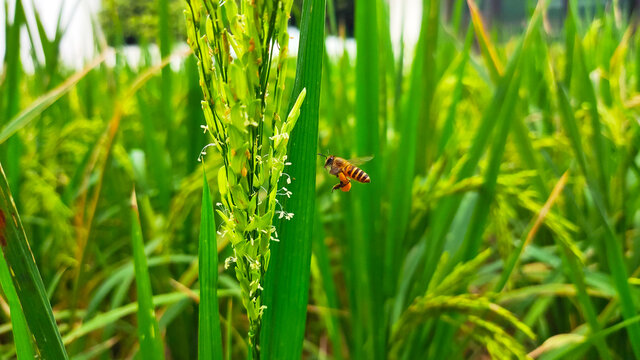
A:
100;0;186;44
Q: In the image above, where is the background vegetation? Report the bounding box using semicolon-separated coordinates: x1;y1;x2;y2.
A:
2;0;640;359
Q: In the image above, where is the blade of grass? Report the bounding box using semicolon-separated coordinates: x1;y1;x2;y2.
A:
136;92;171;214
225;299;232;360
311;215;343;360
2;0;25;202
488;24;549;196
467;0;503;83
2;0;24;124
436;24;473;157
566;316;640;357
199;169;223;360
85;255;195;320
186;56;207;175
636;16;640;92
260;0;324;357
567;5;610;204
0;253;35;359
130;190;165;360
556;84;640;359
156;0;172;212
377;0;391;154
70;337;119;360
414;0;441;171
496;171;569;290
352;0;383;357
0;163;68;359
452;0;465;34
325;0;337;35
30;0;68;87
383;6;425;301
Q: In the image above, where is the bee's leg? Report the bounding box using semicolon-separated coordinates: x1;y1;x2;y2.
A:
332;181;350;192
332;172;350;192
338;171;349;184
340;181;351;192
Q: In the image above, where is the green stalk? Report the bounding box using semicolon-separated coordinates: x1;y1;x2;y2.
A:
452;0;465;33
260;0;325;357
414;0;440;171
353;0;382;358
157;0;173;211
2;0;24;202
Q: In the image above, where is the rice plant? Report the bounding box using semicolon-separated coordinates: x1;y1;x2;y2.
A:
1;0;640;359
183;0;305;356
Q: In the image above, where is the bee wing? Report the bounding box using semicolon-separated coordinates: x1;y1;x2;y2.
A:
347;155;374;165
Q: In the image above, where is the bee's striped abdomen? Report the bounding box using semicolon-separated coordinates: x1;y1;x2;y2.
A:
345;164;371;183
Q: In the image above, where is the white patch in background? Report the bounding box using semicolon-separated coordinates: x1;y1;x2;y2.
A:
390;0;422;60
1;0;423;72
1;0;99;73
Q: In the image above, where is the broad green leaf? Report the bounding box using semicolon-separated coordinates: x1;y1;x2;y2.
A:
0;163;68;359
260;0;324;358
0;253;35;359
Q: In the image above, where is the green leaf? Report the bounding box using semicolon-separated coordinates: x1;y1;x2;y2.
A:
310;216;343;360
157;0;173;140
0;163;68;359
130;190;165;360
350;0;384;358
260;0;324;357
199;168;224;360
0;253;35;359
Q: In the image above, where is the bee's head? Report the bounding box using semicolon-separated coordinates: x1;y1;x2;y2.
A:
318;153;333;168
324;155;334;168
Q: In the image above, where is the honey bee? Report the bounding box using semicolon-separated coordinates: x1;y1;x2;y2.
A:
318;154;372;192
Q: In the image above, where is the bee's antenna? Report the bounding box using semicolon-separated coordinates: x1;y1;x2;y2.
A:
317;152;327;158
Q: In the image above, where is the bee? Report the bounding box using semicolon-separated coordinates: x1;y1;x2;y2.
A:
318;154;372;192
